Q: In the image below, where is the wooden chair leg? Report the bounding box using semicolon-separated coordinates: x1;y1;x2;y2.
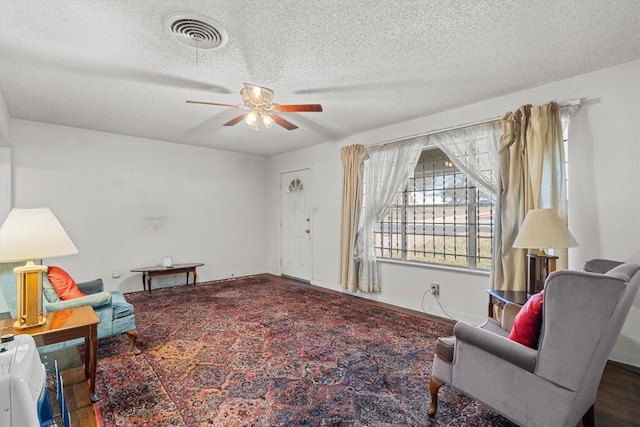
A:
126;329;141;355
427;377;444;417
581;404;595;427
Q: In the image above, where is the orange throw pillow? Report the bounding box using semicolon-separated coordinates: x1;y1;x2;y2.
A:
47;266;87;300
508;291;544;348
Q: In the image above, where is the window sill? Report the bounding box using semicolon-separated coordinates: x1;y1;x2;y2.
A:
376;258;491;277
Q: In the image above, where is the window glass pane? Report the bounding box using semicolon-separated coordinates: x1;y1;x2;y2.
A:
375;148;495;270
374;198;403;259
287;178;303;192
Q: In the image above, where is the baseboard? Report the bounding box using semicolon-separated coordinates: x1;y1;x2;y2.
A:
609;348;640;370
608;360;640;375
295;276;455;325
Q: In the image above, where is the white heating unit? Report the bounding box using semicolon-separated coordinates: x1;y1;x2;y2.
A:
0;334;70;426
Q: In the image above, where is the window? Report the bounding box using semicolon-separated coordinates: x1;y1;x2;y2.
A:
287;178;304;192
374;148;494;269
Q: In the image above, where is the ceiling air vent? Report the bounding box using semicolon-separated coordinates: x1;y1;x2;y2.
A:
164;13;228;49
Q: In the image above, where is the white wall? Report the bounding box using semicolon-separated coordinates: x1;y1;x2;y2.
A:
0;89;10;219
0;146;9;314
267;60;640;366
0;90;10;147
10;120;269;293
0;88;11;314
0;147;10;226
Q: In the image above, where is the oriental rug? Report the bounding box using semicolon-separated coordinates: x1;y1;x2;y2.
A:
93;274;515;426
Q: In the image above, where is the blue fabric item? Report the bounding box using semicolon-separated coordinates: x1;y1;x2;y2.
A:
45;291;112;311
111;291;134;319
0;262;21;317
42;274;62;303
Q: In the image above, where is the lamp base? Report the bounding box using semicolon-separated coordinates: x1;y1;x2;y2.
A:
13;316;47;330
12;262;47;330
526;253;559;297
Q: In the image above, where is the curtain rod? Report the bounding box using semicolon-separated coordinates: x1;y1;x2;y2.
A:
368;98;582;149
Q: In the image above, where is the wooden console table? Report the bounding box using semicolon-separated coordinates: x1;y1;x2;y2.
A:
131;262;204;294
1;306;100;402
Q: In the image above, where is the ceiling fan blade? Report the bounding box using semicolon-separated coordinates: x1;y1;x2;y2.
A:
273;104;323;112
223;114;247;126
271;114;298;130
186;100;246;109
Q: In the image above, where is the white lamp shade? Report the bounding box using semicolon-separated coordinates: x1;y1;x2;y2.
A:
513;208;578;251
0;208;78;262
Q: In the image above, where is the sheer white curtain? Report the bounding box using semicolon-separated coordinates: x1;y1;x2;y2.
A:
356;136;425;293
427;121;501;199
551;102;580;268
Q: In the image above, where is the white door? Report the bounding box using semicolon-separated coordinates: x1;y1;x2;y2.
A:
281;169;312;281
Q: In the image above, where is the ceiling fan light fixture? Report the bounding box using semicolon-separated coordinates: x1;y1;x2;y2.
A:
244;109;259;130
241;83;274;106
261;88;274;105
252;86;262;99
240;88;251;105
261;113;275;128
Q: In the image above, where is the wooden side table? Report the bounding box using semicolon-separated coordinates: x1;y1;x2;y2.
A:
526;253;558;297
486;289;528;317
131;262;204;294
0;306;100;402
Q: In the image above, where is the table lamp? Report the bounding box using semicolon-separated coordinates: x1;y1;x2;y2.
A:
513;208;578;296
0;208;78;330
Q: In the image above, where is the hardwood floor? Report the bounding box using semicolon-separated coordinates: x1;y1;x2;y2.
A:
594;362;640;427
61;367;99;427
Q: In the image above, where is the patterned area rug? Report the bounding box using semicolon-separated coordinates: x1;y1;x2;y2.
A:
94;275;515;426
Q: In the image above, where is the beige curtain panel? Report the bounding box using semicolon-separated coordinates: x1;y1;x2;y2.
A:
339;144;368;292
492;101;567;292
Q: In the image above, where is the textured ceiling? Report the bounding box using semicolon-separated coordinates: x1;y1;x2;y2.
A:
0;1;638;156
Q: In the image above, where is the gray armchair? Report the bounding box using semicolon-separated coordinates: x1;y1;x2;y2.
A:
428;260;640;427
0;262;139;354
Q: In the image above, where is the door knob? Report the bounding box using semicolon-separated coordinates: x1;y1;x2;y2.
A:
305;229;310;234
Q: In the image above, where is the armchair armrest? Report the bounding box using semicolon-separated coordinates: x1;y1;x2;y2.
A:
45;291;112;311
454;321;538;372
583;259;624;274
77;279;104;295
501;302;522;332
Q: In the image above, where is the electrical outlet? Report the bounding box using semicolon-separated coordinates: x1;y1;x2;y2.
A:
430;283;440;296
112;270;120;279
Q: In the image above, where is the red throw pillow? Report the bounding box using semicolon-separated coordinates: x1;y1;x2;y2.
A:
47;266;87;300
508;291;544;348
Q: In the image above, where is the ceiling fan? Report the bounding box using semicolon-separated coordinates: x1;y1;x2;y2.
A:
186;82;323;131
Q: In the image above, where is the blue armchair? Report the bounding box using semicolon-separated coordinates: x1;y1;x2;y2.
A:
0;262;139;354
